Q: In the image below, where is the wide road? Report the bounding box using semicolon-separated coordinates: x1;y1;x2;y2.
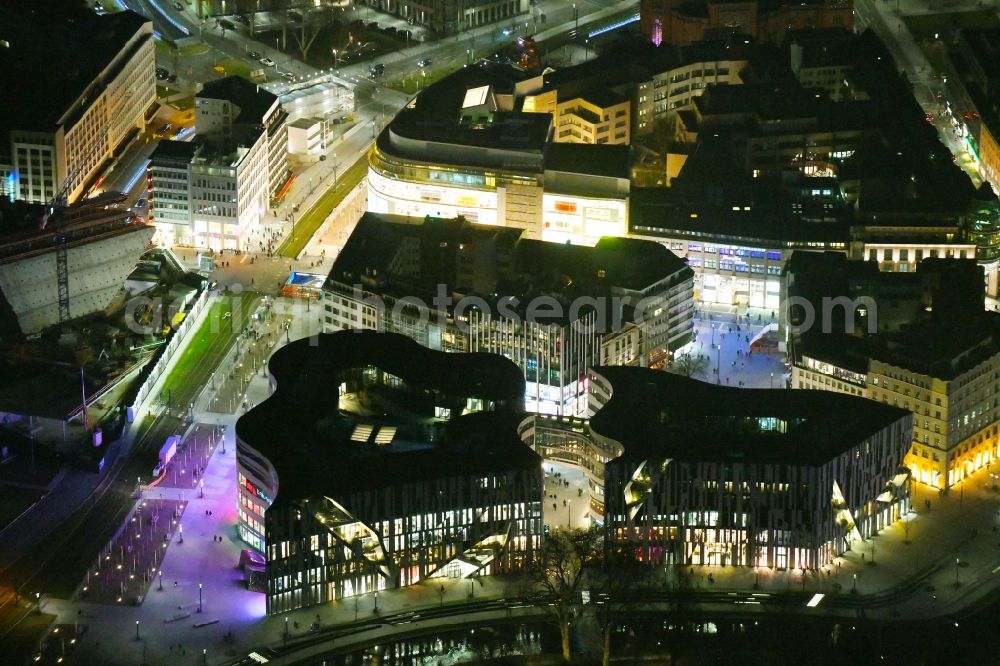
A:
0;291;258;603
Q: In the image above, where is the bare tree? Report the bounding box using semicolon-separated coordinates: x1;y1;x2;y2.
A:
528;527;602;663
590;547;646;666
669;352;708;378
293;9;330;62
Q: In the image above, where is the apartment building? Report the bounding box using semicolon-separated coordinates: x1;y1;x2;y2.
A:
1;10;155;203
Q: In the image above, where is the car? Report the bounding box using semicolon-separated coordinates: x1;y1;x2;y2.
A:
167;74;177;83
260;57;275;67
173;1;183;10
369;63;385;77
283;72;296;81
248;50;260;59
135;198;147;208
925;113;935;122
417;58;431;67
160;123;172;133
155;66;169;80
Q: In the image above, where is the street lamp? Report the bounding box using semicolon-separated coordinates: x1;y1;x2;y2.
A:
332;48;339;69
198;583;203;613
955;557;961;586
374;590;378;613
179;523;183;543
770;372;774;389
573;3;578;32
852;572;857;593
158;570;163;591
135;620;140;641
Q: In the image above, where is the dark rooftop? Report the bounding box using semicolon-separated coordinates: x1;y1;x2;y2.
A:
0;7;149;135
235;331;536;504
197;76;279;125
326;213;692;314
590;367;910;465
544;143;630;180
151;140;200;162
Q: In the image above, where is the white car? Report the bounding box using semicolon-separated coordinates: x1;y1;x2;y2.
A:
260;57;275;67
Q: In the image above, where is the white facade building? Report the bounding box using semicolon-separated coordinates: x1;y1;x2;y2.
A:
4;12;155;204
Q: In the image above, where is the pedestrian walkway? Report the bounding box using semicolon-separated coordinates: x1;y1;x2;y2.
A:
677;316;788;389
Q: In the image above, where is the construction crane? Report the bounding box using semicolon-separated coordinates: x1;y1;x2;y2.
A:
41;164;83;324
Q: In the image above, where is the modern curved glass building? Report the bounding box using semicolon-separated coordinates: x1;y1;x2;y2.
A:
591;367;913;571
236;330;543;614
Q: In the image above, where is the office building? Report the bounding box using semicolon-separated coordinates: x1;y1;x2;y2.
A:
148;77;287;250
196;76;289;198
322;213;695;416
593;367;912;570
0;9;155;203
235;330;542;614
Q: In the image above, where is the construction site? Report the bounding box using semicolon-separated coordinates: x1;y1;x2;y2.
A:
0;192;204;482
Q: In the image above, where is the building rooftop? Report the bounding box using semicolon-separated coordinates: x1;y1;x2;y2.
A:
590;367;910;465
0;8;149;136
197;76;279;125
234;331;536;504
150;140;200;162
543;143;630;180
326;213;691;317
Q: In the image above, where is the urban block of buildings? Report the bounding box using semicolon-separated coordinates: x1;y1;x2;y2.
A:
783;252;1000;491
0;8;156;204
590;367;912;570
148;76;289;250
369;29;993;310
235;330;542;614
321;212;695;416
950;28;1000;200
639;0;853;48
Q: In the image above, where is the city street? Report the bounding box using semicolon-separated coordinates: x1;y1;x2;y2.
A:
854;0;989;186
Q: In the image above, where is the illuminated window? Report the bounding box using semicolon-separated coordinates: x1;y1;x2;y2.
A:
554;201;577;213
652;19;663;46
